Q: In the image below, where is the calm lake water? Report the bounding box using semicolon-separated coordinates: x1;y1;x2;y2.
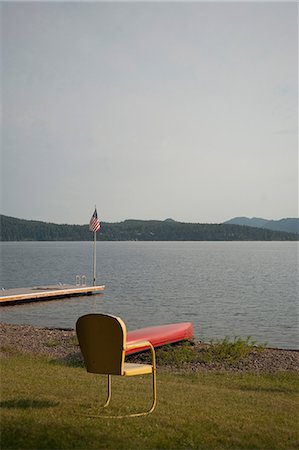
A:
0;241;298;349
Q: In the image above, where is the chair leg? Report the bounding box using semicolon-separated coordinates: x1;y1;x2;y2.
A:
97;342;157;418
124;368;157;418
149;367;157;414
88;369;157;419
84;343;157;418
102;375;111;408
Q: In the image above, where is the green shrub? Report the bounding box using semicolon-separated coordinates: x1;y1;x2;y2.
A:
45;339;60;348
156;341;196;366
151;337;265;367
204;336;265;364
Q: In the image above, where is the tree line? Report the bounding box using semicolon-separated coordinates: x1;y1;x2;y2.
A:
1;215;298;241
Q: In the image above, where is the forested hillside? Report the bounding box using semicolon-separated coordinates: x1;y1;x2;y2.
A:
1;215;298;241
225;217;299;234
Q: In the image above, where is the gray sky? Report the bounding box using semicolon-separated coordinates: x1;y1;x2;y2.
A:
1;1;298;224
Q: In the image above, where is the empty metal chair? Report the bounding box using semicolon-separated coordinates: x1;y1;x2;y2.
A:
76;313;157;418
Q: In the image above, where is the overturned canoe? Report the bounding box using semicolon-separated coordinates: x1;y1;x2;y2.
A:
126;322;193;355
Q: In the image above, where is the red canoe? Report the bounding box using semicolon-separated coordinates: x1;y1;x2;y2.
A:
126;322;193;355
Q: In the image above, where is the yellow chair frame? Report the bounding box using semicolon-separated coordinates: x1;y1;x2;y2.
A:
76;313;157;418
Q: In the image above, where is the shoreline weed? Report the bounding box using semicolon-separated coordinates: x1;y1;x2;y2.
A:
205;336;266;364
152;337;266;367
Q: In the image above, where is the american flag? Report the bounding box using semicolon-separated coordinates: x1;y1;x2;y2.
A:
89;208;101;232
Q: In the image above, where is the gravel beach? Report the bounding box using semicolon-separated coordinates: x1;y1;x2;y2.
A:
1;322;298;373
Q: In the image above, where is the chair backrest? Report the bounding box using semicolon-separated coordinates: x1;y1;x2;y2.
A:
76;313;127;375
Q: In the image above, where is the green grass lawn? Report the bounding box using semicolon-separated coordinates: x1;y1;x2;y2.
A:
1;353;298;449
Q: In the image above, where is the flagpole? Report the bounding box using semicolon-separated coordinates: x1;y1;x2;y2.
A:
89;205;100;287
93;230;96;286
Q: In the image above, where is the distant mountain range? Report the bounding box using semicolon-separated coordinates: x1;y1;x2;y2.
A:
0;214;298;241
224;217;299;234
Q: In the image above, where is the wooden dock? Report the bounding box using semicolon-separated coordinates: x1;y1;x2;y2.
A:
0;284;105;306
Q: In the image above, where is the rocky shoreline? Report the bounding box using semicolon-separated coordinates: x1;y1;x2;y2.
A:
1;322;298;373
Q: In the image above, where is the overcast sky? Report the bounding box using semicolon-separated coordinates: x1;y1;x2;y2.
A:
1;1;298;224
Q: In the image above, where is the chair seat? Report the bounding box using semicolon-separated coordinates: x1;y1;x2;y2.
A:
123;363;153;376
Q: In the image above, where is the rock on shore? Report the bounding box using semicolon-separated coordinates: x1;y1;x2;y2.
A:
1;322;298;373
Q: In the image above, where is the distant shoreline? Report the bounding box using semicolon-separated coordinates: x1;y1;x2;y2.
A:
1;214;298;242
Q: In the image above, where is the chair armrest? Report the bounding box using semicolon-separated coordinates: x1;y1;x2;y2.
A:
126;340;152;351
125;340;156;370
